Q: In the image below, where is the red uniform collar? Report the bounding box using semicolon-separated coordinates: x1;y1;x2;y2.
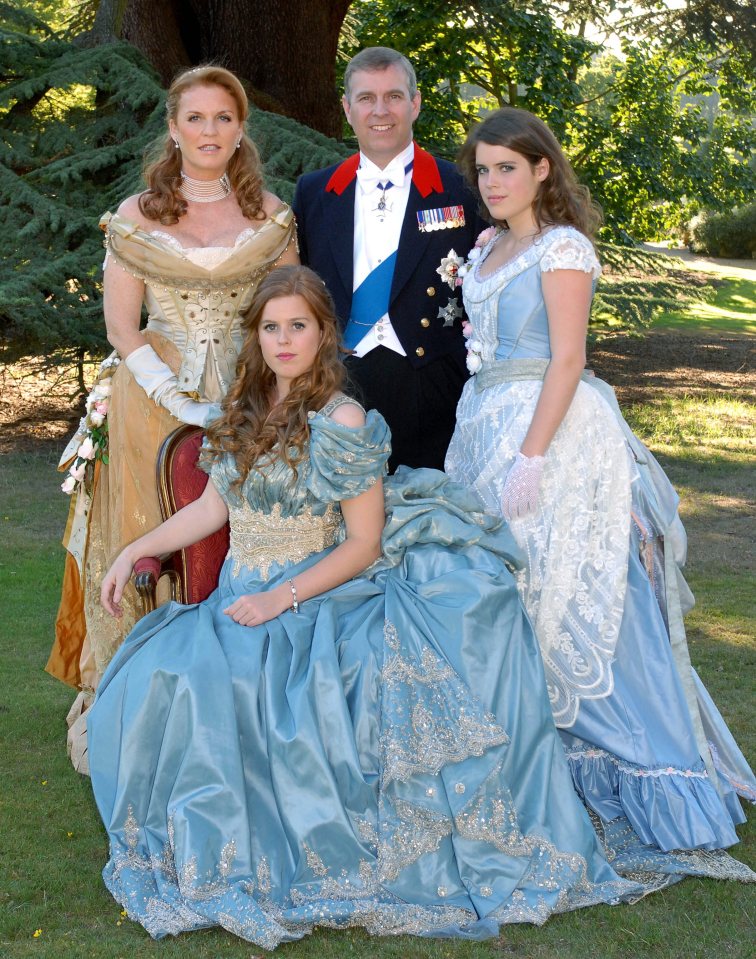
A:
325;144;443;198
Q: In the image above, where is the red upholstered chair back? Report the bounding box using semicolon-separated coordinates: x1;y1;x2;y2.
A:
156;425;229;605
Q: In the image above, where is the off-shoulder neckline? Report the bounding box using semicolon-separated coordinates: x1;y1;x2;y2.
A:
149;227;259;252
103;203;291;253
308;395;370;426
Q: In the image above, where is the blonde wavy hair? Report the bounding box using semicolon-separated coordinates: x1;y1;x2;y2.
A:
458;107;602;238
139;65;266;224
203;266;347;494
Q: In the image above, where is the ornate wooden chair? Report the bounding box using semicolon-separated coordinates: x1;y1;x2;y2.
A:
132;424;229;615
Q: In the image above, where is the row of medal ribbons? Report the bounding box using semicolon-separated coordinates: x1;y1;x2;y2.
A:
417;205;466;232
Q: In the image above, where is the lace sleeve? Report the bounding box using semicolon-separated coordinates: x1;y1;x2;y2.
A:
540;230;601;278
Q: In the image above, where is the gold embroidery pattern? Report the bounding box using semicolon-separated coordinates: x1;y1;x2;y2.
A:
228;501;341;578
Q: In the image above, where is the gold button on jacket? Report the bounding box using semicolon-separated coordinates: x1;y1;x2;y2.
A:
415;346;425;357
426;286;436;296
420;318;430;328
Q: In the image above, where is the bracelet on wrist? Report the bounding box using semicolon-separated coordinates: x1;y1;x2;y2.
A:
288;578;299;614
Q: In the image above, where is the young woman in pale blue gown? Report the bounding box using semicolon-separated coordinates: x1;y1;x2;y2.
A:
445;108;755;861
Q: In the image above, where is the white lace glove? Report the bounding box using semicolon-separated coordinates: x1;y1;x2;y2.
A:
125;344;220;426
501;451;546;520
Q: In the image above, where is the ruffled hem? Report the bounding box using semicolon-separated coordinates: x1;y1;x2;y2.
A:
565;744;741;852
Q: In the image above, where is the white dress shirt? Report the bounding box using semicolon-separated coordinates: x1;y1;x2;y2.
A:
350;141;415;357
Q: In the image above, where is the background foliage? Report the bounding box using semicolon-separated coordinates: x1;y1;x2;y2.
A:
1;0;752;371
0;4;349;370
344;0;755;241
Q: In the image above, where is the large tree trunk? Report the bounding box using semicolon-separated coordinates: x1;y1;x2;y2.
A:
113;0;352;138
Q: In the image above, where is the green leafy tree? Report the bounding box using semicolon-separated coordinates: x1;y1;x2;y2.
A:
0;5;349;374
342;0;594;156
345;0;754;240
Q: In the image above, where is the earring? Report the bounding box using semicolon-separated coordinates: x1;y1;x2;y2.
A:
173;139;180;149
235;138;242;149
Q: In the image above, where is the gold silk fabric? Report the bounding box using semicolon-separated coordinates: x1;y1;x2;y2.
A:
49;206;296;719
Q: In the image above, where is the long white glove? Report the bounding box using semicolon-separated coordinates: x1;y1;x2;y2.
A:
125;344;220;426
501;451;546;520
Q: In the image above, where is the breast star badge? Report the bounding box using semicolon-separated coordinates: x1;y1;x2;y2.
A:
437;297;464;327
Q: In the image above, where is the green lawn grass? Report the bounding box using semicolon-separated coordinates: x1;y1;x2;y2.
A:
1;276;754;958
652;275;756;336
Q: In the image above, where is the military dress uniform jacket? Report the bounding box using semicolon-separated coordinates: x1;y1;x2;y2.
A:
293;145;486;372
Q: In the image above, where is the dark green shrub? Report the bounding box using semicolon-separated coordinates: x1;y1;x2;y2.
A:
689;203;756;259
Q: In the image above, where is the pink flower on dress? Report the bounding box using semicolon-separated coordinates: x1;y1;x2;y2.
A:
475;226;498;248
61;475;77;495
78;437;96;460
69;461;86;482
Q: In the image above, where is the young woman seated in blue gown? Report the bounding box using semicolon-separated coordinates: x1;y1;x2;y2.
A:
445;107;755;857
88;266;753;949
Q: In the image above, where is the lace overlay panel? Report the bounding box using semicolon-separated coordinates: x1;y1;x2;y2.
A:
227;500;341;578
447;377;633;728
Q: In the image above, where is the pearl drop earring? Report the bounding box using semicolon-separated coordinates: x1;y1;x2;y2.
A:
174;139;180;149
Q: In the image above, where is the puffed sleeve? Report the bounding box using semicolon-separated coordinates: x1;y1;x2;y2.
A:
306;409;391;503
198;440;242;507
540;228;601;278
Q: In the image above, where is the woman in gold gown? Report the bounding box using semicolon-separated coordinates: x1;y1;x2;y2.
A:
48;65;297;772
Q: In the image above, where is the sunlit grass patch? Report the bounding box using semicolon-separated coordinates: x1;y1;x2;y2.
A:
653;276;756;335
623;393;755;459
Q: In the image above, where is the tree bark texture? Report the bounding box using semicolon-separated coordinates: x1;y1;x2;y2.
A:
116;0;353;138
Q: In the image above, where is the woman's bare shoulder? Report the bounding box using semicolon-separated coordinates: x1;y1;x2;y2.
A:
261;190;287;216
326;393;367;428
116;193;152;227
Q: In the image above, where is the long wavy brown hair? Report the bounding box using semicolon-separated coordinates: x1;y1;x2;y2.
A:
458;107;601;238
139;65;266;225
203;266;347;494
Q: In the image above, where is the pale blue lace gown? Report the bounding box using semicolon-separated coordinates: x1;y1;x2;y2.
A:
446;226;755;858
88;398;748;948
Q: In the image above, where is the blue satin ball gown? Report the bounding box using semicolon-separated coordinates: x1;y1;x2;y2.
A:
88;399;752;948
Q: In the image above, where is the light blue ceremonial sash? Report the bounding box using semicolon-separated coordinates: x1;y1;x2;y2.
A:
343;250;398;350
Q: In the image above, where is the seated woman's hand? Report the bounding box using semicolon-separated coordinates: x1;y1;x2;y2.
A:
223;587;290;627
100;550;136;618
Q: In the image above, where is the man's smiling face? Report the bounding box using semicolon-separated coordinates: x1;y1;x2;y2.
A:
342;64;421;169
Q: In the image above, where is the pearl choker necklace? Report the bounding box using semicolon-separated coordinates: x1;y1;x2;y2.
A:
179;172;231;203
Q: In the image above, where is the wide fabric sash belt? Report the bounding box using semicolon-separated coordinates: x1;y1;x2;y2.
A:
228;502;340;580
343;250;398;350
474;357;596;391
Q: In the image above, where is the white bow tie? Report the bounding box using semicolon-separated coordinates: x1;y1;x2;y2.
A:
356;158;409;194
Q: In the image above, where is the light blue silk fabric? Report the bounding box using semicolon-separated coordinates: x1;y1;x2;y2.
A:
88;411;686;947
449;234;755;856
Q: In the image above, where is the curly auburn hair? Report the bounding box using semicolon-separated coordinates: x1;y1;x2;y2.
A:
203;266;347;494
458;107;601;238
139;65;266;225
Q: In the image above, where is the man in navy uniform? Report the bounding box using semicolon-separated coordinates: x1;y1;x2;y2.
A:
294;47;484;471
